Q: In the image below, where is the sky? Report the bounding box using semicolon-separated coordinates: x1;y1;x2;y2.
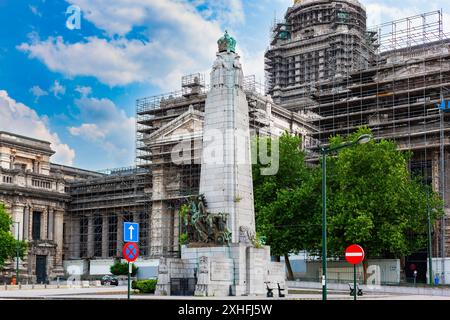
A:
0;0;449;171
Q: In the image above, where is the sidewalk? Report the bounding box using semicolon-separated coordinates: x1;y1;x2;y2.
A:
288;280;450;297
0;285;128;299
0;281;104;291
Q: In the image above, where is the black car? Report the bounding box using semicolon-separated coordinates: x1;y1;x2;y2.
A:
101;275;119;286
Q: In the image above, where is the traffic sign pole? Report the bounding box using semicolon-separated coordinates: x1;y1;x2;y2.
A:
353;264;357;301
345;244;365;301
123;242;139;301
128;262;131;300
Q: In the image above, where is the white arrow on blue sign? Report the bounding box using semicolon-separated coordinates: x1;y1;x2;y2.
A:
123;222;139;243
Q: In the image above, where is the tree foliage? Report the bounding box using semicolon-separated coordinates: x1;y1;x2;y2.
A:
325;128;443;259
0;203;27;270
252;128;443;274
110;261;138;276
253;133;320;261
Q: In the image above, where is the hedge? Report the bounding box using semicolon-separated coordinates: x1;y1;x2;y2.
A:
132;279;157;294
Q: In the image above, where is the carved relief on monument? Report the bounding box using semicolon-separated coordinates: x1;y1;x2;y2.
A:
179;195;232;246
194;256;210;296
155;257;170;296
239;225;256;245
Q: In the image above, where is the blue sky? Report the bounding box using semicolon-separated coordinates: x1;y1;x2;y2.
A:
0;0;449;170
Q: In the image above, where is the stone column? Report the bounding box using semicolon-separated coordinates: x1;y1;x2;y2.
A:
150;165;166;257
133;211;140;243
28;207;34;241
10;204;25;272
133;211;140;225
11;204;24;241
173;208;179;255
117;213;124;257
23;206;30;241
48;209;54;241
53;211;65;275
150;202;164;257
102;215;109;258
41;208;48;240
87;216;95;257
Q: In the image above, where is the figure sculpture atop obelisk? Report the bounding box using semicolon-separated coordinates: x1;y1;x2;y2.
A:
199;31;256;244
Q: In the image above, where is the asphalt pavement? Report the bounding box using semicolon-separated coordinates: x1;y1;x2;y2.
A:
1;286;450;300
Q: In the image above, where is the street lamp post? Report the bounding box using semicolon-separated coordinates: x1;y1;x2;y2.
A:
320;134;372;301
12;221;20;285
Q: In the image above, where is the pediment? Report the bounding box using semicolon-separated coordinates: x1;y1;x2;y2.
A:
146;108;204;145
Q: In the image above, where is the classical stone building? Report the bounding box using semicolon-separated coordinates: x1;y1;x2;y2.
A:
0;132;100;283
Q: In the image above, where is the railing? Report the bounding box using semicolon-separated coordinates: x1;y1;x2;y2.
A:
31;179;52;189
1;175;13;184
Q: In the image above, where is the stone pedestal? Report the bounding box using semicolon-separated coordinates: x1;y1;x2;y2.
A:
155;244;285;297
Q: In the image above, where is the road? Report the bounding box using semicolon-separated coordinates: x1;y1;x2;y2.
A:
1;286;450;300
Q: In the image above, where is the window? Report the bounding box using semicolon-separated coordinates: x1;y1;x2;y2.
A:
108;215;118;257
32;212;42;240
94;215;103;257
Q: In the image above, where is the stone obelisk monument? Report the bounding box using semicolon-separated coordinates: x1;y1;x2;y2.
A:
155;32;285;297
199;31;256;244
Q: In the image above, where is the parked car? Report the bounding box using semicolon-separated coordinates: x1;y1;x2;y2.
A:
101;275;119;286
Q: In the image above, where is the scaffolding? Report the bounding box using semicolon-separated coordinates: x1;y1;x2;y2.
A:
265;0;374;104
134;71;316;258
64;166;151;261
135;73;207;258
265;3;450;280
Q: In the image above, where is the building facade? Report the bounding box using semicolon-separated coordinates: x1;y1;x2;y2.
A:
0;132;100;283
265;1;450;265
1;1;449;283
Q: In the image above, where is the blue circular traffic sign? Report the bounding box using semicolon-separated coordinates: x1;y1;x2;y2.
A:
123;242;139;262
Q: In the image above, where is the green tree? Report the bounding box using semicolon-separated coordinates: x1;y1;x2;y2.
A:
110;261;138;276
0;203;27;270
253;133;321;279
325;128;443;280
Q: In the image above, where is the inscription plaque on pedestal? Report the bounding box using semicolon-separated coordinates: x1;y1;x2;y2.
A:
210;260;233;281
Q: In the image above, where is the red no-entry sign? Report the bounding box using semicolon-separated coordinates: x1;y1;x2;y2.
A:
123;242;139;263
345;244;365;265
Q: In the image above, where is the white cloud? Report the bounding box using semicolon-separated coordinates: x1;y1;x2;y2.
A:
49;80;66;98
443;13;450;35
239;48;265;84
69;123;105;140
0;90;75;165
68;96;135;166
29;85;48;102
69;0;244;36
18;0;239;90
75;86;92;97
192;0;245;26
18;37;153;87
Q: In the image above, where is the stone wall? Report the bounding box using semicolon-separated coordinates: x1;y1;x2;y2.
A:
155;244;286;297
